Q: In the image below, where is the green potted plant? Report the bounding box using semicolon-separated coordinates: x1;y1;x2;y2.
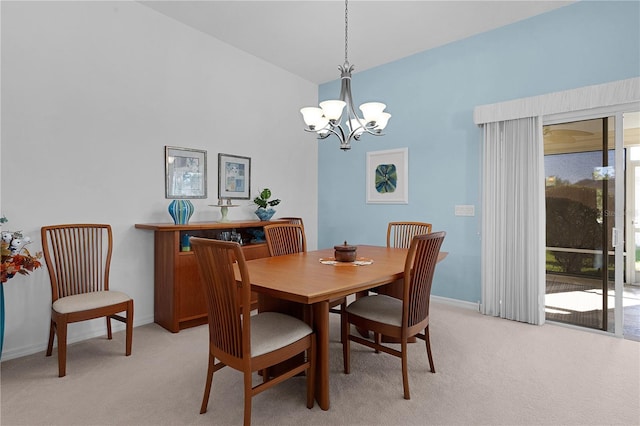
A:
253;188;281;221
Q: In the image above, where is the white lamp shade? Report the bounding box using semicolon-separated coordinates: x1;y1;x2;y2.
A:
359;102;386;123
319;100;346;121
317;127;331;137
315;117;330;133
300;107;324;128
376;112;391;130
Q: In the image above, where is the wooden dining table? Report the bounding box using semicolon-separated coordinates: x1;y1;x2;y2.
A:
237;244;447;411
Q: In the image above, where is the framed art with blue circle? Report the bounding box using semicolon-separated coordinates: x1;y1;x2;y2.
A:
366;147;408;204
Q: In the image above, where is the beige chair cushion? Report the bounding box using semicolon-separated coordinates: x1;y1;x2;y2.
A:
52;291;131;314
346;294;403;327
250;312;313;357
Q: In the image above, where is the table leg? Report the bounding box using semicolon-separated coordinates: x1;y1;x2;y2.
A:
312;300;330;411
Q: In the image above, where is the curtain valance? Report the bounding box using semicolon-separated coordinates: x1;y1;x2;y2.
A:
474;77;639;125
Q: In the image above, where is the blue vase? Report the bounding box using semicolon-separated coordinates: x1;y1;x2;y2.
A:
0;284;4;359
181;233;191;252
168;200;194;224
255;208;275;221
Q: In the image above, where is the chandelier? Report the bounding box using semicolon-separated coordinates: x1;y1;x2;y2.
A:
300;0;391;151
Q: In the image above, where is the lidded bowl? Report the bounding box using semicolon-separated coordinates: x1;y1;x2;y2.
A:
334;241;357;262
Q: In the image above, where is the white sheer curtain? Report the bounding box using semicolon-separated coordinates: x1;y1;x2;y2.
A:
481;117;546;325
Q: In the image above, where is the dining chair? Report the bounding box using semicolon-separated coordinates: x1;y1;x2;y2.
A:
379;221;433;299
387;221;433;250
263;223;346;316
277;217;305;228
190;237;316;426
41;224;134;377
342;231;445;400
263;223;306;256
355;221;433;341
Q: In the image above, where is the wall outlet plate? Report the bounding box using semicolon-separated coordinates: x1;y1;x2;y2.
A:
455;205;475;216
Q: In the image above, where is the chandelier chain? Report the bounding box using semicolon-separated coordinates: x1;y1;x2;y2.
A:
344;0;349;64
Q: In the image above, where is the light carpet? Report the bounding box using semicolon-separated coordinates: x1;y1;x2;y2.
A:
1;302;639;425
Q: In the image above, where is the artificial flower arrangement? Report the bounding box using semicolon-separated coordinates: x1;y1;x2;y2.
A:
1;216;42;283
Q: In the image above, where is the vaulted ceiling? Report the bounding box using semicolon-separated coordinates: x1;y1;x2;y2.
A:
139;1;575;85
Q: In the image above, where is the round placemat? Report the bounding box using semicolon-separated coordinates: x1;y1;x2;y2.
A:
319;257;374;266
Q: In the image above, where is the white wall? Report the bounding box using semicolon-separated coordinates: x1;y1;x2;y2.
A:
0;1;318;360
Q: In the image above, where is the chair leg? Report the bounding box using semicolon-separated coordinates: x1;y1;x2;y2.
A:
424;326;435;373
401;340;410;400
106;316;113;340
374;332;381;353
243;371;252;426
56;318;68;377
46;320;55;357
200;353;215;414
342;319;350;374
339;302;347;343
125;301;134;356
306;337;316;409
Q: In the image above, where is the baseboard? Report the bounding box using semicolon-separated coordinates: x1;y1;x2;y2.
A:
431;295;479;311
0;314;155;362
546;319;625;339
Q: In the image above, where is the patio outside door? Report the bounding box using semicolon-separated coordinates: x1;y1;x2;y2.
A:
544;117;618;332
626;152;640;285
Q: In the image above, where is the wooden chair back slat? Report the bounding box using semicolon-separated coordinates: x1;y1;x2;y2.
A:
263;224;306;256
278;217;304;228
404;232;445;328
191;238;248;358
41;224;112;302
387;221;432;249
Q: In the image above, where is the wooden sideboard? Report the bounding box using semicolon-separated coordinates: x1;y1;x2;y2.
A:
135;220;285;332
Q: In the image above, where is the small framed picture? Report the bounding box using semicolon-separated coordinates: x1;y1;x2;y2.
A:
218;153;251;200
366;148;408;204
165;146;207;199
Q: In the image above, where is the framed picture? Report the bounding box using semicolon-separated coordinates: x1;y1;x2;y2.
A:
218;153;251;200
366;147;408;204
165;146;207;199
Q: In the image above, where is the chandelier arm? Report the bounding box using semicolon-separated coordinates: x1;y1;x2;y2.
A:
303;127;330;140
342;129;360;150
333;122;347;143
361;123;385;136
339;58;383;137
325;124;351;149
342;77;357;121
303;124;347;144
339;64;364;129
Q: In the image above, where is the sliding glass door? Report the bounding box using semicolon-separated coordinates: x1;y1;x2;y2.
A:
625;148;640;286
544;117;617;331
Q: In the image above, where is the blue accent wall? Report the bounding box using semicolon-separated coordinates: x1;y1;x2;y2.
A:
317;1;640;303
